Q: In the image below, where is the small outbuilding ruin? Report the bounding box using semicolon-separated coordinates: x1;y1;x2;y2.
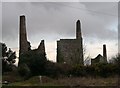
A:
91;44;108;65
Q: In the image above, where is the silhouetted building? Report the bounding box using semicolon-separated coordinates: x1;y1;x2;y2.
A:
91;44;107;65
19;15;30;56
103;44;107;62
57;20;83;65
19;15;46;66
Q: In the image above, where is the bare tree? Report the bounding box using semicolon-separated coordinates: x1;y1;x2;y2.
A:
83;42;91;65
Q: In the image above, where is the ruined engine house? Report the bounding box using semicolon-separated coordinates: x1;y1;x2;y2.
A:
57;20;84;65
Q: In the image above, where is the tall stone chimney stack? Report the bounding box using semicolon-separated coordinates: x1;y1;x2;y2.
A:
76;20;83;64
76;20;82;39
19;15;28;56
103;44;107;62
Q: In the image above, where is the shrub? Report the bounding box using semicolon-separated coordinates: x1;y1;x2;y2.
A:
45;61;59;78
69;63;118;78
18;63;31;79
19;50;47;76
70;64;87;77
44;61;72;78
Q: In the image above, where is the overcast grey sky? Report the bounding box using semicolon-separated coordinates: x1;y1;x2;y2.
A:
2;2;118;62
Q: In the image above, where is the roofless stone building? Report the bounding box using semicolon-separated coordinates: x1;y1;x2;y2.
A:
19;15;108;66
57;20;84;65
91;44;107;65
18;15;46;66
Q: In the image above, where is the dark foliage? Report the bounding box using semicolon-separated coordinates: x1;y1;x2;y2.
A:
70;64;86;77
19;50;73;79
18;63;31;79
1;43;16;73
19;50;47;76
69;63;118;77
18;50;120;79
44;61;59;78
45;61;72;78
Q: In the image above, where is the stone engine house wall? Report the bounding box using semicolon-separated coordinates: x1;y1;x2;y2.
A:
57;20;83;65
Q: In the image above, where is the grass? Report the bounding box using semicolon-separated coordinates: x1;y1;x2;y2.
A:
3;76;118;87
7;76;60;86
2;70;119;87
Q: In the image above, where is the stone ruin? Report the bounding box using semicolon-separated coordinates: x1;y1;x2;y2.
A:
19;15;84;65
18;15;46;66
91;44;108;65
19;15;107;66
19;15;31;56
57;20;84;65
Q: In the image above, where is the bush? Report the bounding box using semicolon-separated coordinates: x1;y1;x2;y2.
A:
85;65;96;77
44;61;72;78
18;63;31;79
29;53;47;76
70;64;87;77
93;63;118;77
18;50;119;78
19;50;47;76
45;61;59;78
69;63;118;78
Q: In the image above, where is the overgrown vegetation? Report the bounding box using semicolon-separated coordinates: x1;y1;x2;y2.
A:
3;76;118;86
18;52;120;80
2;41;119;84
1;43;16;73
18;50;47;79
70;63;118;77
70;54;119;77
18;50;72;79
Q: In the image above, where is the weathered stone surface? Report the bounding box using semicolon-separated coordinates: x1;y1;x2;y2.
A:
76;20;81;39
33;40;46;56
19;15;46;66
19;15;30;56
103;44;107;63
91;54;103;64
57;20;83;65
38;40;45;54
91;44;107;65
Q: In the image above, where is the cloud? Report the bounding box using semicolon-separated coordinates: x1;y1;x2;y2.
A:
2;2;118;41
2;0;119;2
2;2;118;61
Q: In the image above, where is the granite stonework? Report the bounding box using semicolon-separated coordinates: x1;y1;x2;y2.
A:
57;20;83;65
